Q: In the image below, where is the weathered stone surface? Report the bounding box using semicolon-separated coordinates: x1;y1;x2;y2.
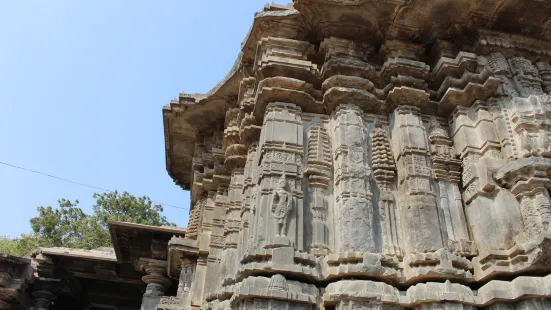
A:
159;1;551;308
0;254;34;310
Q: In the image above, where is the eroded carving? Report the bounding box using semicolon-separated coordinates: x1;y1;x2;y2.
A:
272;175;293;237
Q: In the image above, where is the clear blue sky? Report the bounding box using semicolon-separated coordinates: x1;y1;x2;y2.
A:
0;1;270;237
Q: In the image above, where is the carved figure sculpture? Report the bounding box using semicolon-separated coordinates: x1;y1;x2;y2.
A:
272;175;293;237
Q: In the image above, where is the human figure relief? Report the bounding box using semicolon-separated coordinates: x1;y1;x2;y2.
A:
272;174;293;236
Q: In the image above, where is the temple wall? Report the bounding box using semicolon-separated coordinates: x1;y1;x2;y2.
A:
162;12;551;310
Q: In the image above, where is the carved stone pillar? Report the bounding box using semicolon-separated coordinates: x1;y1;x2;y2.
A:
31;278;60;310
450;102;525;281
202;189;227;299
239;142;259;257
391;106;443;253
235;78;260;263
428;118;475;256
392;106;474;282
485;52;518;162
190;256;208;308
371;123;402;257
332;104;376;253
139;258;171;310
450;103;521;254
219;169;244;286
220;107;247;287
305;121;333;255
250;102;304;250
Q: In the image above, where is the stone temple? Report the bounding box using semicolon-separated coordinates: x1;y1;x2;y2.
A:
4;0;551;309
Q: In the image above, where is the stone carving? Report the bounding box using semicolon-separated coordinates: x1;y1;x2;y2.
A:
507;96;551;158
305;123;332;188
305;122;332;255
332;104;376;253
391;106;443;255
308;187;330;255
271;175;293;237
371;123;401;257
239;142;260;261
139;258;171;297
267;274;287;291
185;199;204;240
10;3;551;309
159;296;181;306
509;57;544;97
484;52;520;162
152;3;551;309
177;258;195;296
249;102;304;250
30;278;59;310
428;118;474;256
487;52;511;76
537;61;551;93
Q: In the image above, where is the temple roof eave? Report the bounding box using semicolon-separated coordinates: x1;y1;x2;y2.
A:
38;247;117;263
163;0;551;192
109;221;186;264
163;5;305;191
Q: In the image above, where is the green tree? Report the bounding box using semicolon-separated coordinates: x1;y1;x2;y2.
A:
0;234;40;257
86;191;175;248
0;236;23;256
26;191;175;251
30;199;89;248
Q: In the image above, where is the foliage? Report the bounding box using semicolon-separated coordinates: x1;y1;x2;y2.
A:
2;191;175;256
30;199;89;248
92;191;174;229
85;191;175;248
0;234;41;257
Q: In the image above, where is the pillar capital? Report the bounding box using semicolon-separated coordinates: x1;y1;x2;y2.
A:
31;278;60;310
138;258;171;296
